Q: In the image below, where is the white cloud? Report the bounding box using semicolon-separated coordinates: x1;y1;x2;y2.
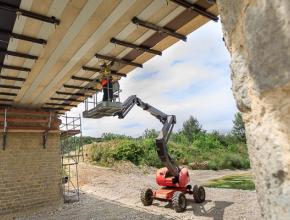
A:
67;21;237;137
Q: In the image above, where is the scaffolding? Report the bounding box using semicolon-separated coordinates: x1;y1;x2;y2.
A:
60;114;83;203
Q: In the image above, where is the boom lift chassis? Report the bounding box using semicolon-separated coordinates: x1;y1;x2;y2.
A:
115;95;206;212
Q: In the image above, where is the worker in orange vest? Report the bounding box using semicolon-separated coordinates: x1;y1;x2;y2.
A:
101;77;113;101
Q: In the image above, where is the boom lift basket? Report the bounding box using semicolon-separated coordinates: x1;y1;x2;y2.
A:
83;100;122;119
82;80;122;119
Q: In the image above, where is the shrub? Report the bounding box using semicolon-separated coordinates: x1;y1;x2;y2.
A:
89;142;116;166
82;115;251;170
140;138;163;167
86;134;251;170
111;139;144;165
170;132;190;146
192;133;222;149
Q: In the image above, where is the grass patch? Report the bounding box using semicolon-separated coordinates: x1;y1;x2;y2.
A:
205;173;255;190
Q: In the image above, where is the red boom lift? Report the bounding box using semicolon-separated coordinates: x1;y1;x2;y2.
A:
115;95;206;212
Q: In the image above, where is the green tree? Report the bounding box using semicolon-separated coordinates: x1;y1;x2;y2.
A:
143;129;159;139
232;112;246;142
182;116;203;141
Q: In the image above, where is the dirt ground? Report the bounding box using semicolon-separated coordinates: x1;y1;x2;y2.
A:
22;162;261;220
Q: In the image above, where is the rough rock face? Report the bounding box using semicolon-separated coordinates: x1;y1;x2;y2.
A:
216;0;290;219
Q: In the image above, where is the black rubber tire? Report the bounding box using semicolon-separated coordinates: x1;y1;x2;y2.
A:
193;185;206;203
140;188;153;206
172;191;187;213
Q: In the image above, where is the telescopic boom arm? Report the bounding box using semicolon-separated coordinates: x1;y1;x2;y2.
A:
115;95;181;179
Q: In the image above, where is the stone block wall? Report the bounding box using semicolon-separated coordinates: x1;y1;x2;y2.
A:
217;0;290;219
0;132;63;218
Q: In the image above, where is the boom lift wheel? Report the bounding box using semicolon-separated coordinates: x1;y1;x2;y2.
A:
193;185;206;203
172;191;187;212
140;188;153;206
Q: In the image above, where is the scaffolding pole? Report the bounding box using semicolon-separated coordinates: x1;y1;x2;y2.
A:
60;114;83;203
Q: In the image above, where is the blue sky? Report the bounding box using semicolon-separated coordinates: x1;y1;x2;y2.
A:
68;20;237;137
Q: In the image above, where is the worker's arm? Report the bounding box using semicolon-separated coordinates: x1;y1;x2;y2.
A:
115;95;180;179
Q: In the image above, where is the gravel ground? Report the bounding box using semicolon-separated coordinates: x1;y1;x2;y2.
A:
22;162;261;220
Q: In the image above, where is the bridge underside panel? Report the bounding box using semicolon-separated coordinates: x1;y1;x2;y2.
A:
0;0;218;113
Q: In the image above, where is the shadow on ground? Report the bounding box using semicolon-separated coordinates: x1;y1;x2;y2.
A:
20;193;171;220
152;198;233;220
188;199;234;220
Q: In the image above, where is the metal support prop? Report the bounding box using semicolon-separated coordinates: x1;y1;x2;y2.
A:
0;2;60;25
0;64;31;72
82;66;127;77
0;49;38;60
63;85;89;90
0;75;26;82
2;108;7;150
85;95;88;111
95;53;143;68
0;84;21;89
169;0;218;22
51;97;82;102
0;92;17;96
71;76;94;82
63;84;96;92
45;103;77;107
43;112;52;148
110;38;162;56
0;104;11;108
107;76;110;102
132;17;187;41
42;107;65;111
56;91;87;97
0;98;13;102
0;29;47;45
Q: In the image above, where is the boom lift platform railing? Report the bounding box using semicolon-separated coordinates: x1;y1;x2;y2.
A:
83;79;122;119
